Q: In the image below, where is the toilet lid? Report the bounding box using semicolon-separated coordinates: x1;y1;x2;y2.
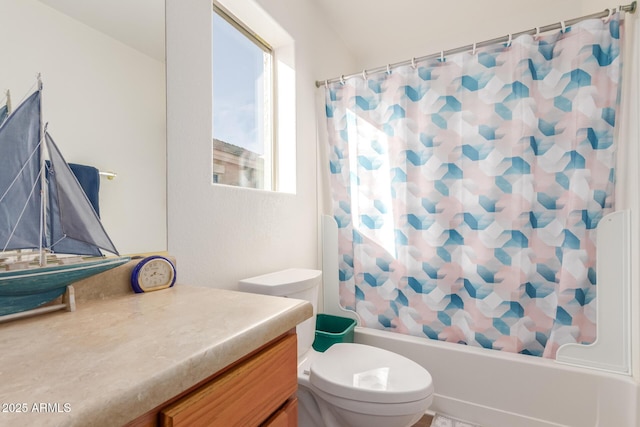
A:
309;343;433;404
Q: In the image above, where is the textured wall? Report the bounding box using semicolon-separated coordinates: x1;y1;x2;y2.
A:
166;0;354;289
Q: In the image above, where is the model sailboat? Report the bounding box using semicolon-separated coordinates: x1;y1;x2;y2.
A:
0;80;129;318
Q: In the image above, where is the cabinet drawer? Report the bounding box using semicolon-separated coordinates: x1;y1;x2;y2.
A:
160;334;297;427
263;398;297;427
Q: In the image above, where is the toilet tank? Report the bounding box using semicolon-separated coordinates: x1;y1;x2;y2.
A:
238;268;321;357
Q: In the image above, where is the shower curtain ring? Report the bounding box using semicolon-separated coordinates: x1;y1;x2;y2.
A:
362;69;367;81
386;64;392;75
506;33;512;47
324;80;329;89
604;8;613;22
411;57;417;69
472;42;477;55
535;26;540;39
560;20;566;33
340;75;345;85
440;50;444;62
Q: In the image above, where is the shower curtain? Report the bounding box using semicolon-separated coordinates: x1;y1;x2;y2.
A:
324;14;623;357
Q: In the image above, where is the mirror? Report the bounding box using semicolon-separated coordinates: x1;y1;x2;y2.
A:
0;0;166;255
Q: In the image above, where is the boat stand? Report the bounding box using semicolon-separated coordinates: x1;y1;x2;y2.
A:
0;285;76;323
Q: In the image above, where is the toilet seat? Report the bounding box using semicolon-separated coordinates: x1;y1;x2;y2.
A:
309;343;433;405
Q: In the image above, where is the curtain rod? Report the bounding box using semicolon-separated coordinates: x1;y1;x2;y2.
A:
315;1;637;88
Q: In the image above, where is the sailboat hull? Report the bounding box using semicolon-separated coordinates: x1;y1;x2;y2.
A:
0;257;130;316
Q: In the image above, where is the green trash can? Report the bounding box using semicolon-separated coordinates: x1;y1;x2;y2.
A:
312;313;357;352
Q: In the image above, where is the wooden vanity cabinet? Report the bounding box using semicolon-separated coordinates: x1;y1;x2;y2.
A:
127;332;298;427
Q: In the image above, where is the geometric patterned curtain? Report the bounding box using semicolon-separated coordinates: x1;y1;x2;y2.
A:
324;14;623;357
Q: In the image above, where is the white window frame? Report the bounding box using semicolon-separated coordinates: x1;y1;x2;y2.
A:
213;0;296;194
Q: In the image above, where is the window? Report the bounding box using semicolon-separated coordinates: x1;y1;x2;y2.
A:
212;3;274;190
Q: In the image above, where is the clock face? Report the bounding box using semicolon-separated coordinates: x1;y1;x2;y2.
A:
132;256;176;292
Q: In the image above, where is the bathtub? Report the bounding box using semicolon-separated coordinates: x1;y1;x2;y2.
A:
354;326;638;427
321;214;639;427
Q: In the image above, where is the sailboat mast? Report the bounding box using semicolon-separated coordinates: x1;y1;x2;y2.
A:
37;76;46;267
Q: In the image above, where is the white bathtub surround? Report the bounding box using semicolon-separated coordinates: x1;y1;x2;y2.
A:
556;210;632;374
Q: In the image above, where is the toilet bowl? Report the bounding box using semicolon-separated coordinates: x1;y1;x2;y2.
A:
299;343;433;427
239;269;433;427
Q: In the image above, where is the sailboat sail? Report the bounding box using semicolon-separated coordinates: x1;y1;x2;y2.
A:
46;132;119;256
0;104;8;126
0;90;10;126
0;91;42;251
1;87;119;257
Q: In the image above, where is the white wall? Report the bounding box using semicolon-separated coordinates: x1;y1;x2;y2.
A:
0;0;167;255
166;0;354;289
317;0;619;71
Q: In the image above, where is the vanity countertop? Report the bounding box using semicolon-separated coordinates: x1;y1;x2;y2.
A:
0;282;312;426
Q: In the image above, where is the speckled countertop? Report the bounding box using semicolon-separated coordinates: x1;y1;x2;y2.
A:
0;259;312;426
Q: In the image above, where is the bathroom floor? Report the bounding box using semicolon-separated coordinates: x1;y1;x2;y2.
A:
416;414;482;427
413;414;434;426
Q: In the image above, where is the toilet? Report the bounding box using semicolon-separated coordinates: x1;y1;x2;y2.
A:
239;268;433;427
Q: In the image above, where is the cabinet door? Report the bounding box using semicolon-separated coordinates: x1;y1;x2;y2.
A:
262;398;297;427
160;334;297;427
